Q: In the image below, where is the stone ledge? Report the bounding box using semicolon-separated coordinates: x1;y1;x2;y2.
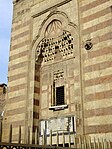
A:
49;104;68;111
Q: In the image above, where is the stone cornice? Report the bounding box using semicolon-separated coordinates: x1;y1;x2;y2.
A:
32;0;72;18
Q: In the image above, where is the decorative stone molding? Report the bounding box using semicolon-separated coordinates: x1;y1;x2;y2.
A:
84;39;93;50
53;70;64;82
37;30;74;63
33;11;78;63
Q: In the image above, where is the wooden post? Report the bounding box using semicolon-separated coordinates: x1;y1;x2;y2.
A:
50;130;52;146
56;131;59;147
18;125;21;144
0;121;2;142
62;131;65;147
9;124;12;143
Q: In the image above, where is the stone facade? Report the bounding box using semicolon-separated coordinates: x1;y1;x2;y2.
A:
2;0;112;144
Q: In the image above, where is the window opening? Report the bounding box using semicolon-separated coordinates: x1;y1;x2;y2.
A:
56;86;64;105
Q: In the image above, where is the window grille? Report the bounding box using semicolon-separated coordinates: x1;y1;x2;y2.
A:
56;86;64;105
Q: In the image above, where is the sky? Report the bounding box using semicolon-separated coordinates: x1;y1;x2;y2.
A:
0;0;13;84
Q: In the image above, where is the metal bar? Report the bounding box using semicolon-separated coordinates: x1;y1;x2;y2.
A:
102;138;104;149
93;137;96;149
108;140;111;149
62;131;65;147
9;124;12;143
42;129;45;146
75;135;78;149
104;139;107;149
97;138;100;149
73;134;76;148
0;140;110;149
88;136;92;149
0;142;73;149
51;85;53;106
68;132;71;148
0;121;2;142
18;125;21;144
56;131;59;147
50;130;52;146
35;128;38;145
79;135;82;149
28;126;30;144
83;136;87;149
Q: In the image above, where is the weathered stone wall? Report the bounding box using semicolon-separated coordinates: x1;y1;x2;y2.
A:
80;0;112;140
31;0;82;144
3;0;32;143
3;0;112;144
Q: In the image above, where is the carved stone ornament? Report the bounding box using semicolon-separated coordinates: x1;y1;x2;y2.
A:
84;39;93;50
36;19;74;63
53;70;64;82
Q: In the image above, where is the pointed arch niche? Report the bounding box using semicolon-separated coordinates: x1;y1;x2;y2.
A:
34;12;79;62
31;12;79;133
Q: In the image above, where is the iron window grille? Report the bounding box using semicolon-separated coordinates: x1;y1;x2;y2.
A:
56;86;64;105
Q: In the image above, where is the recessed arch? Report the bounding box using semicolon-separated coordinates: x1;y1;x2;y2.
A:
32;11;79;61
31;11;79;135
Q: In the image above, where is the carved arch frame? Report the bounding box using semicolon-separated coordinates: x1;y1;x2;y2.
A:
32;11;79;62
30;11;79;113
30;11;79;110
28;10;80;138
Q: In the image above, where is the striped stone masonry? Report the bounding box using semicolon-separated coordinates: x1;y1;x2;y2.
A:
2;0;112;144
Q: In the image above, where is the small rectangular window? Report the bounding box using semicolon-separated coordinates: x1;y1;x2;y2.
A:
56;86;64;105
49;84;67;110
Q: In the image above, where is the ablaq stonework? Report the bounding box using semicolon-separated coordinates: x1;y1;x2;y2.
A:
2;0;112;144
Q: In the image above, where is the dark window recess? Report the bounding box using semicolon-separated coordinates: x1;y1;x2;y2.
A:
56;86;64;105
